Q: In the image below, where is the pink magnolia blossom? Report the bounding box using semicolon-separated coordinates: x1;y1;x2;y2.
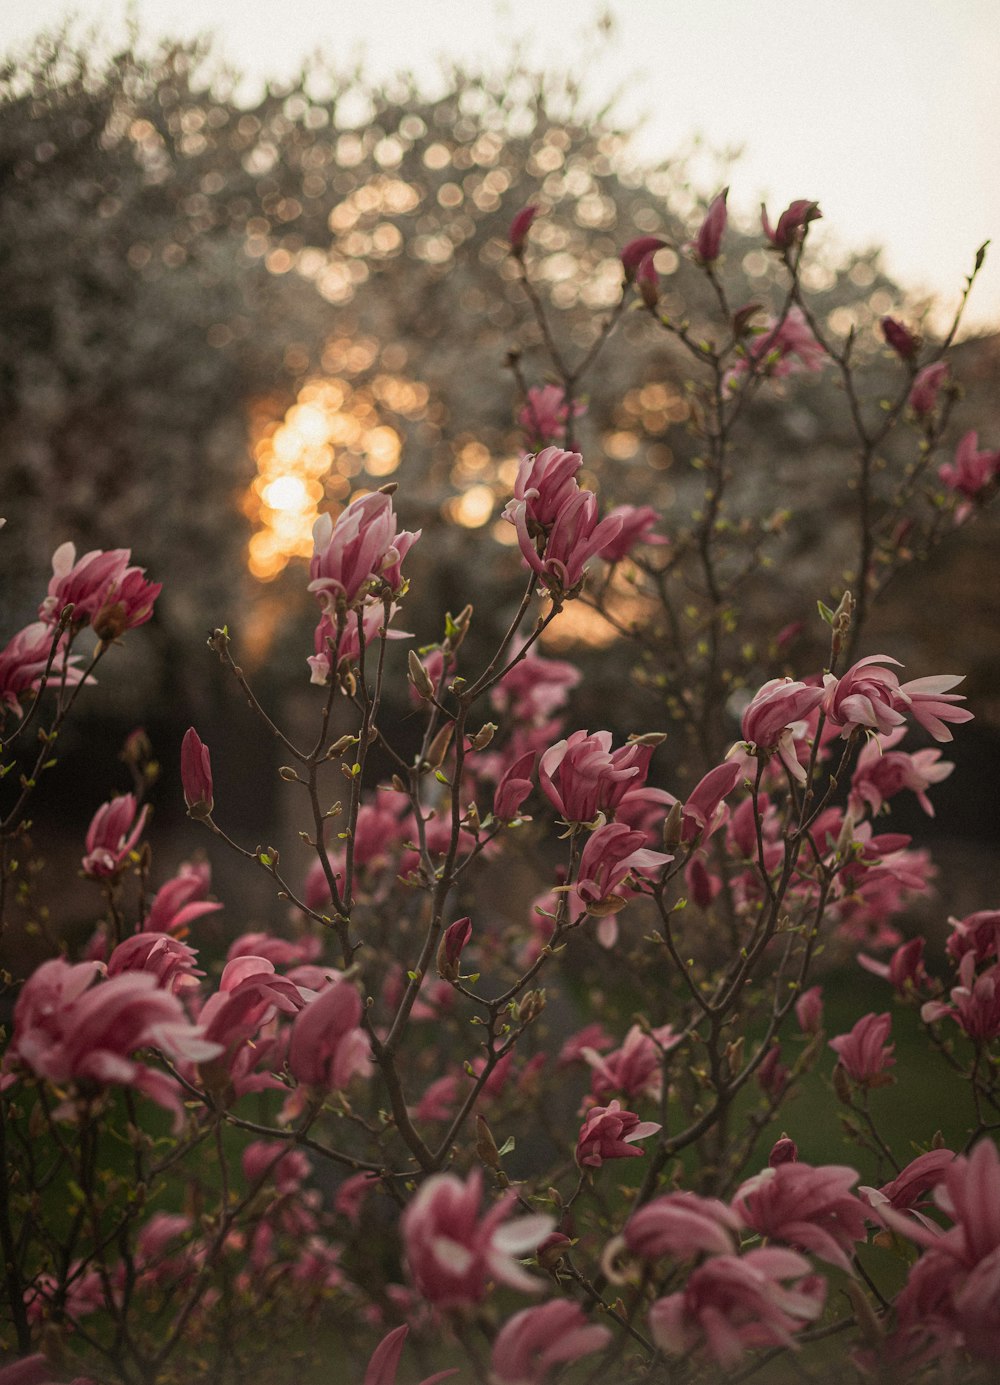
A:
287;979;371;1091
598;504;667;563
620;236;666;279
575;822;671;911
0;621;84;719
401;1169;553;1308
689;187;728;263
739;677;825;785
180;727;214;818
364;1325;457;1385
197;956;307;1089
829;1011;895;1086
823;655;972;742
308;602;410;685
681;759;744;842
539;729;649;823
144;859;221;936
908;360;949;416
508;204;538;254
881;315;920;359
649;1248;825;1369
858;935;930;994
583;1022;681;1104
864;1149;955;1216
761;199;822;249
625;1191;741;1261
437;916;473;981
107;932;202;993
490;642;580;726
945;909;1000;965
938;429;1000;516
493;750;535;820
769;1137;799;1168
308;493;420;613
922;955;1000;1042
518;385;586;449
508;487;623;597
575;1099;660;1168
635;251;659;308
82;793;149;879
723;307;826;396
732;1162;868;1272
795;985;824;1035
505;447;583;531
849;728;953;818
490;1300;611;1384
3;960;217;1128
40;543;161;634
757;1044;790;1099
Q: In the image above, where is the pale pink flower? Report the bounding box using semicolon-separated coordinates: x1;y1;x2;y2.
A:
761;199;821;249
505;447;583;531
401;1169;553;1308
625;1191;741;1261
739;678;825;785
584;1023;681;1104
308;493;420;613
795;985;824;1035
689;187;728;263
490;1300;611;1384
909;360;949;416
723;307;826;395
493;750;535;820
865;1149;955;1216
575;822;671;910
308;602;410;685
849;729;953;818
858;936;930;994
0;621;84;719
823;655;971;742
143;859;221;935
107;933;202;993
681;759;744;842
40;542;161;634
180;727;213;818
598;504;667;563
939;429;1000;517
732;1162;867;1272
575;1099;660;1169
649;1248;825;1368
518;385;586;449
945;909;1000;965
509;488;624;596
829;1011;895;1086
287;979;371;1091
82;793;149;879
490;642;580;726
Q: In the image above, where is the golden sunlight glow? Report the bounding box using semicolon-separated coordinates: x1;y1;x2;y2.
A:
245;350;429;581
443;483;495;528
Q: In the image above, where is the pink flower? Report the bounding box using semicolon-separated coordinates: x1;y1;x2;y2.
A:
490;1301;611;1384
437;916;473;981
881;315;920;360
732;1162;867;1271
508;204;538;255
681;759;744;842
539;729;648;823
493;750;535;820
945;909;1000;965
286;979;371;1091
769;1137;799;1168
938;429;1000;515
180;727;213;818
598;504;667;563
761;199;822;249
620;236;666;280
107;933;202;993
575;822;671;911
197;956;307;1087
308;602;410;685
723;307;826;395
400;1169;553;1308
575;1099;660;1169
739;678;825;785
795;985;824;1035
858;936;930;994
0;621;84;719
823;655;972;742
82;793;149;878
144;859;221;936
625;1190;741;1260
505;447;583;531
922;955;1000;1042
909;360;949;416
869;1149;955;1214
308;493;420;613
690;187;728;264
490;643;580;725
649;1248;825;1368
39;542;161;634
849;729;954;818
518;386;586;449
584;1023;682;1104
364;1325;457;1385
635;251;659;307
829;1011;895;1086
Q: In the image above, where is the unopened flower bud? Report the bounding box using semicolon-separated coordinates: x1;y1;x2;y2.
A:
424;722;454;772
768;1135;799;1167
408;649;436;700
620;236;666;282
636;251;659;308
475;1114;501;1170
445;604;473;651
732;301;764;338
437;916;472;980
880;315;920;360
469;722;497;751
180;727;214;818
92;600;128;643
662;800;684;849
509;204;538;256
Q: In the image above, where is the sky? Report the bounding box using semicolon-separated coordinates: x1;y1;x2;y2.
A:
4;0;1000;332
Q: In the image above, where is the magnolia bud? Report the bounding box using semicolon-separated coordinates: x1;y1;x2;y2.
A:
437;916;472;980
408;650;435;700
509;204;538;256
475;1114;501;1170
180;727;214;819
662;800;684;849
424;723;454;772
469;722;497;751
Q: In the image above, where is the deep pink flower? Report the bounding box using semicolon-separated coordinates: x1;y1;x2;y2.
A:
575;822;671;910
769;1137;799;1168
490;1300;611;1384
625;1191;741;1260
829;1011;895;1086
723;308;826;395
868;1149;955;1214
922;955;1000;1042
82;793;149;879
308;602;411;685
681;759;744;842
635;251;659;307
197;956;307;1088
575;1099;660;1168
598;505;667;562
363;1325;457;1385
286;979;370;1091
620;236;666;279
437;916;473;981
180;727;214;818
881;315;920;360
823;655;971;742
0;621;84;719
143;859;221;936
849;729;953;818
761;199;822;249
858;936;930;994
107;933;202;993
583;1023;681;1104
518;385;586;449
909;360;949;416
690;187;728;264
732;1162;867;1272
539;729;648;823
795;985;824;1035
493;750;536;820
505;447;583;530
945;909;1000;965
490;641;580;725
508;204;538;254
401;1169;553;1308
308;493;420;612
939;429;1000;515
40;542;161;634
739;678;825;785
649;1248;825;1368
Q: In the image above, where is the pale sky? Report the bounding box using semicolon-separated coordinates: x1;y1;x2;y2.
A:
4;0;1000;331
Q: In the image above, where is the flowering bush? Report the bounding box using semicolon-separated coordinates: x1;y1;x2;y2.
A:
0;182;998;1385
